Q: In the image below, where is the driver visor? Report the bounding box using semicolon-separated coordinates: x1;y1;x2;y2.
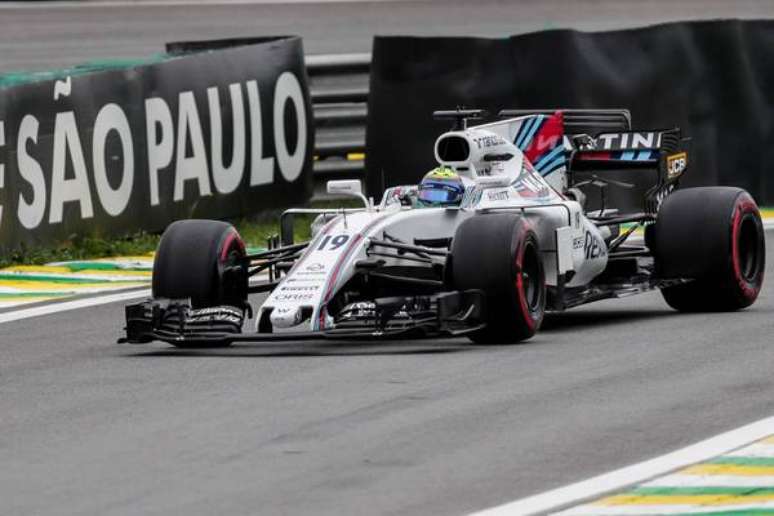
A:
418;183;462;204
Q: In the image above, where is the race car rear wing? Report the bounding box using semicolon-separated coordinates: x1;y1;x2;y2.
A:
497;108;690;214
568;127;691;215
498;109;632;134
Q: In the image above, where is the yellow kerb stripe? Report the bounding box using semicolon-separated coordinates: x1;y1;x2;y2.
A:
1;266;151;278
680;463;774;476
596;493;774;505
0;280;147;291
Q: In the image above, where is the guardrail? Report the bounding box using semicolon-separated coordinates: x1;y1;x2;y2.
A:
306;53;370;199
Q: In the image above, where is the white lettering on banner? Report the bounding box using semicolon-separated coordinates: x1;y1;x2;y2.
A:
208;83;246;194
247;80;275;186
0;71;309;234
174;91;212;201
17;115;46;229
274;71;306;183
92;103;134;217
49;111;94;224
145;97;174;207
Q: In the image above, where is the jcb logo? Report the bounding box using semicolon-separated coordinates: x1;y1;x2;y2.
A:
667;152;688;179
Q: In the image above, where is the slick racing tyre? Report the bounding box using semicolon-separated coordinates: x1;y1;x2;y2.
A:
451;213;545;344
652;187;765;311
152;219;248;309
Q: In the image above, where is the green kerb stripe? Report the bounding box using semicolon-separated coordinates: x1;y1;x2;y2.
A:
0;292;69;299
653;511;774;516
0;274;139;284
631;486;774;496
63;262;151;272
707;456;774;466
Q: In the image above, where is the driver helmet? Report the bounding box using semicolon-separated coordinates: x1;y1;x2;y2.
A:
417;166;465;207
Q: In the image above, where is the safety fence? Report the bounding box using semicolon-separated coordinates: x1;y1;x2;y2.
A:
307;53;369;199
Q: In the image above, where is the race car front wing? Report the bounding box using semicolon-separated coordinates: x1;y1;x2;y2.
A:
119;289;486;346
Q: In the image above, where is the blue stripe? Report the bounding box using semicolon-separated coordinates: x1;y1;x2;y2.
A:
516;115;544;149
620;151;636;161
513;118;534;148
539;155;566;176
534;144;564;170
636;150;653;161
514;117;536;148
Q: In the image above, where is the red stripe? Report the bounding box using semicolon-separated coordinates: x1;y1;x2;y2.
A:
317;215;388;330
577;151;612;161
524;111;564;164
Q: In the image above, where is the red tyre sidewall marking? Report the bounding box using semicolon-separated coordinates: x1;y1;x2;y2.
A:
731;196;761;301
219;230;246;264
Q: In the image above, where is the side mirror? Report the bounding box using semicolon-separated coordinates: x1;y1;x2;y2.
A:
327;179;363;196
326;179;370;209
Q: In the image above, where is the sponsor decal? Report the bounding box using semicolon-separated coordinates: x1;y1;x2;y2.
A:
595;132;662;150
584;230;607;259
486;189;509;201
666;151;688;179
274;292;315;302
472;134;505;149
572;236;584;250
305;263;325;272
280;285;319;292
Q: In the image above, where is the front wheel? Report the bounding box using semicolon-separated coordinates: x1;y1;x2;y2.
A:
152;219;248;309
451;214;545;344
653;187;765;311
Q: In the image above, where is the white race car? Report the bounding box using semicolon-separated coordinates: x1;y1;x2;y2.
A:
122;109;765;346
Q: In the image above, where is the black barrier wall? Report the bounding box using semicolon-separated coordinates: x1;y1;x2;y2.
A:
0;36;313;250
365;20;774;203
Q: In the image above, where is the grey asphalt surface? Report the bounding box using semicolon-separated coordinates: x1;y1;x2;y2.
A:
1;231;772;515
3;1;774;515
1;0;774;73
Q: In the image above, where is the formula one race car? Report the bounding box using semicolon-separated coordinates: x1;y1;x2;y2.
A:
121;108;765;347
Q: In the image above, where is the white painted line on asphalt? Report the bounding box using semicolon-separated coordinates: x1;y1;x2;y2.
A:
470;415;774;516
0;288;151;325
0;274;270;325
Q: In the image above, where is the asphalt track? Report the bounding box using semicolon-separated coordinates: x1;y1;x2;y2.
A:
0;230;772;515
4;1;774;514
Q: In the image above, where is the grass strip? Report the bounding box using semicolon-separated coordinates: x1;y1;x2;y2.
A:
0;200;360;269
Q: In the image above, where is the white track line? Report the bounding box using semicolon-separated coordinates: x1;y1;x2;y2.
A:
471;415;774;516
0;288;151;325
0;275;270;325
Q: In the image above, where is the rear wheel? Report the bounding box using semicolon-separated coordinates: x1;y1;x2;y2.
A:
451;214;545;344
653;187;765;311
